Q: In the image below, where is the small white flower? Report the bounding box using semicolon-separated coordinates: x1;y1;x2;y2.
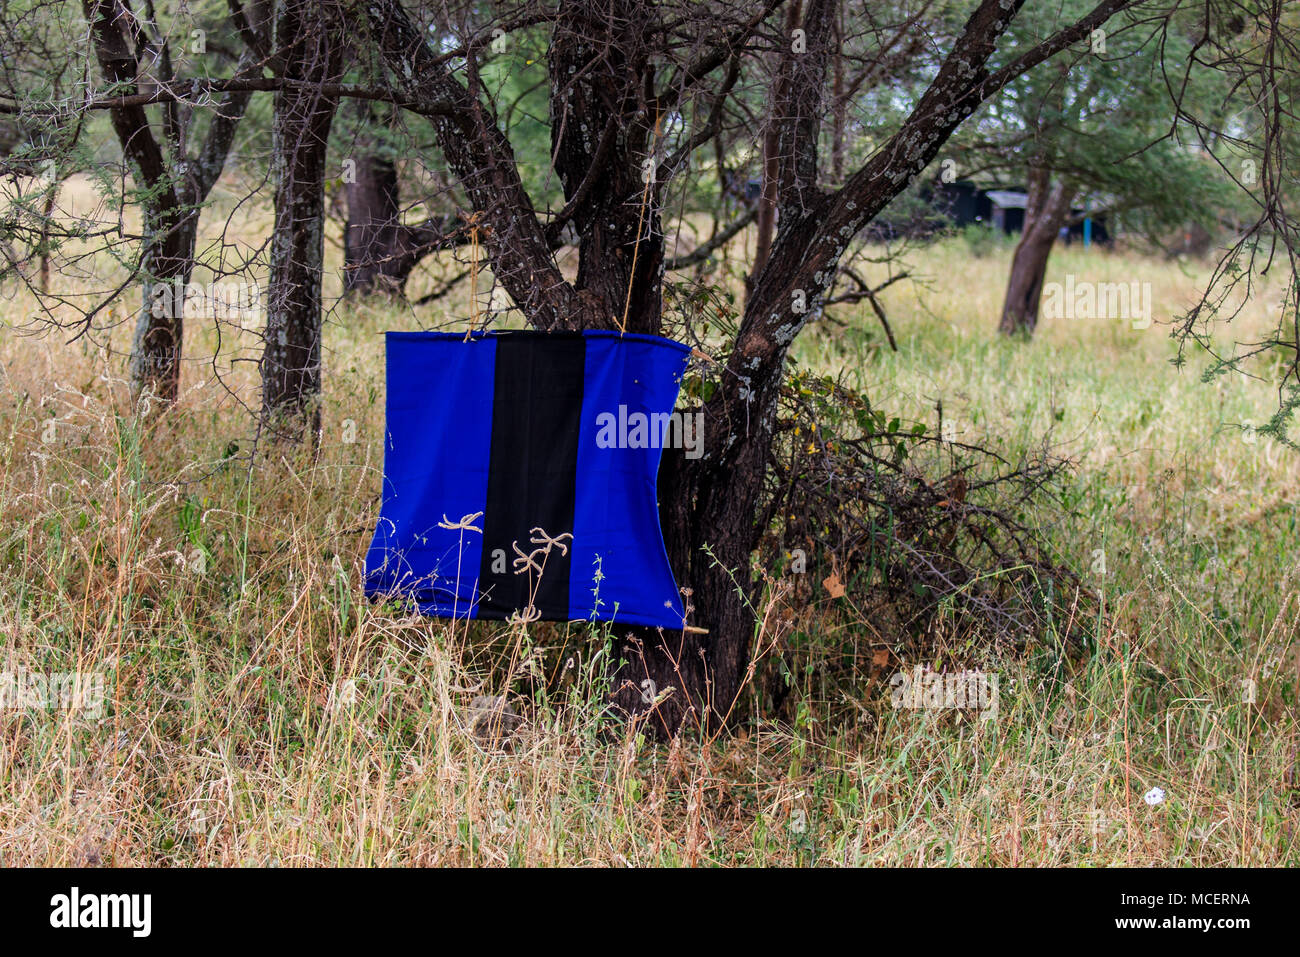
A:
1143;786;1166;807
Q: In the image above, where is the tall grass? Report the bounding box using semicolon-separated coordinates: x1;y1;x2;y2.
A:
0;184;1297;864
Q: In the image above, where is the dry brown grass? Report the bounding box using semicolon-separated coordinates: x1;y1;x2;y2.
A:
0;178;1297;865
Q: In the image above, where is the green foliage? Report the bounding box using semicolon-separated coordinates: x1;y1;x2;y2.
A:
946;0;1250;247
957;223;1008;258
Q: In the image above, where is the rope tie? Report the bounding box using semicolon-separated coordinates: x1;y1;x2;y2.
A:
619;111;663;337
462;209;485;341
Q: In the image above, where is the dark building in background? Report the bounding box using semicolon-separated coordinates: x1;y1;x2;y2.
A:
929;180;992;228
929;180;1111;245
984;189;1027;233
720;173;1112;245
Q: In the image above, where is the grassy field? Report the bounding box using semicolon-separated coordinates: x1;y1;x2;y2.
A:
1;179;1297;865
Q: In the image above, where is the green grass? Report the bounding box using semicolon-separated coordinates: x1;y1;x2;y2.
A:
0;188;1297;865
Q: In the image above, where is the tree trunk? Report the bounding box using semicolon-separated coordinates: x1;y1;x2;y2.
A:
751;127;780;288
750;0;804;288
541;0;796;733
85;0;189;403
612;0;837;737
830;1;846;184
132;211;199;402
343;151;405;294
342;146;456;296
85;0;255;404
998;169;1073;335
260;0;343;437
612;411;771;737
548;0;665;334
361;0;1135;737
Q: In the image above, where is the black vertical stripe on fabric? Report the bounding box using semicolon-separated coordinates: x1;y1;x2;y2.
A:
476;335;585;620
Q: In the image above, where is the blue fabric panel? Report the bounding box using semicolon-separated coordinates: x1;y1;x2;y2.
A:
365;329;690;629
364;332;496;617
571;332;690;626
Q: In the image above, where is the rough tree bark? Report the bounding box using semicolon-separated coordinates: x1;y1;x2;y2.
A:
343;151;446;295
998;167;1075;335
260;0;344;436
344;149;405;294
342;114;462;296
546;0;667;333
85;0;255;404
751;0;804;289
830;0;846;184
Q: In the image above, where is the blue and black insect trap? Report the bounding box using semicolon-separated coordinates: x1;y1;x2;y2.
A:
364;330;690;628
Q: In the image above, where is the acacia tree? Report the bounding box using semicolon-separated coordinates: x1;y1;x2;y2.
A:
7;0;1291;737
259;0;346;436
982;1;1241;334
351;0;1153;735
339;101;468;296
83;0;260;402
